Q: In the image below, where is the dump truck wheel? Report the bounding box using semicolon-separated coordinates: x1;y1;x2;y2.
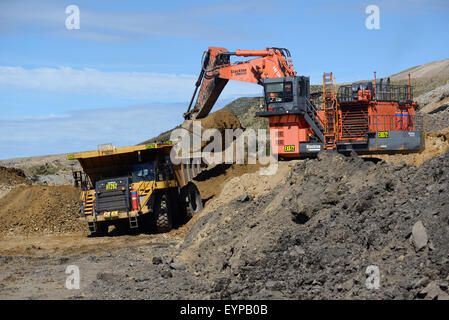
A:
176;195;188;224
186;182;203;219
90;222;108;237
154;193;172;233
113;220;129;235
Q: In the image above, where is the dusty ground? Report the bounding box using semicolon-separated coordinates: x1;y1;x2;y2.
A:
2;149;448;300
0;159;283;299
0;110;448;300
0;233;189;299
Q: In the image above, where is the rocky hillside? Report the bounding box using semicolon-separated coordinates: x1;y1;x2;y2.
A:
390;58;449;81
81;149;449;300
386;58;449;112
179;150;449;300
0;154;80;185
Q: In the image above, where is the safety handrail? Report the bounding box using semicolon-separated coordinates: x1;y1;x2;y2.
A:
369;114;423;132
308;99;327;130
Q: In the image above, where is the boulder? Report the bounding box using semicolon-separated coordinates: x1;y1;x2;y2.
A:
412;221;428;251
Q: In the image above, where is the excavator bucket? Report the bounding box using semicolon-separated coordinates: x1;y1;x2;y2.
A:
184;47;230;121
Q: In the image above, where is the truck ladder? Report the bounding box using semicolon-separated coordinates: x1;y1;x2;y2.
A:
129;213;139;229
322;72;338;149
87;221;97;233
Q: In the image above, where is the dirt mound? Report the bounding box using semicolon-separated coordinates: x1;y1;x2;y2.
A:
199;109;243;132
0;166;29;186
0;166;30;199
180;150;449;299
180;110;243;151
194;163;262;202
0;185;84;237
178;159;296;268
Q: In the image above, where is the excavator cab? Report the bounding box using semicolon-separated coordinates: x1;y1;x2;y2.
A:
257;75;325;158
260;76;311;116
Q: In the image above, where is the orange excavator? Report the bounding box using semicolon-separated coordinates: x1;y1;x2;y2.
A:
184;46;296;120
183;46;424;157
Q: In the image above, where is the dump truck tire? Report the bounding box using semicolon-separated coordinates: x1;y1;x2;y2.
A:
167;188;184;227
90;222;108;237
154;193;172;233
185;182;203;219
113;220;129;235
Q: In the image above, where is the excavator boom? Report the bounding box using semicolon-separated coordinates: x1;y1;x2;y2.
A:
183;47;295;121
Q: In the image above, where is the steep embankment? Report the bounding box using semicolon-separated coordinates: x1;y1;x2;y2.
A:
0;166;29;187
0;166;30;199
180;151;449;300
0;154;80;184
390;58;449;99
390;58;449;81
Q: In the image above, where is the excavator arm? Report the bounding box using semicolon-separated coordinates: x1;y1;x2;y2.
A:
183;47;296;121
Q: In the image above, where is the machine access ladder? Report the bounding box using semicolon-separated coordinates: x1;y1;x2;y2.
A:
322;73;338;149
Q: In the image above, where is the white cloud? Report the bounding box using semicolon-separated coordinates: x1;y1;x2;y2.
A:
0;90;263;159
24;113;70;120
0;0;270;41
0;65;195;100
0;65;262;101
0;103;186;159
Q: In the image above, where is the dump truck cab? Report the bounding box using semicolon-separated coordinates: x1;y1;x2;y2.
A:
67;142;204;236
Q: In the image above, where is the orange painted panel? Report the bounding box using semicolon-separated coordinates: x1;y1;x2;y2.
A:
298;128;308;143
268;114;306;156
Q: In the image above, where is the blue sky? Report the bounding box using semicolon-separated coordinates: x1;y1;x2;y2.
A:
0;0;448;159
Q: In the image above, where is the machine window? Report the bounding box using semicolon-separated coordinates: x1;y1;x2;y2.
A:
265;82;293;103
284;82;293;101
298;78;307;97
132;162;155;182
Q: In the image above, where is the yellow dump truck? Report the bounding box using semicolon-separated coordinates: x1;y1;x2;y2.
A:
67;143;204;236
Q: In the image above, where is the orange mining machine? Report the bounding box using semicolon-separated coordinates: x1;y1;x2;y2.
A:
184;47;424;158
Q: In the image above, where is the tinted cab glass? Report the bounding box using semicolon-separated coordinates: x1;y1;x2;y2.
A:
131;162;156;182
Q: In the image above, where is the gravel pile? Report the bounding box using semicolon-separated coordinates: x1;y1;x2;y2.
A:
0;185;83;236
0;166;29;186
181;150;449;299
